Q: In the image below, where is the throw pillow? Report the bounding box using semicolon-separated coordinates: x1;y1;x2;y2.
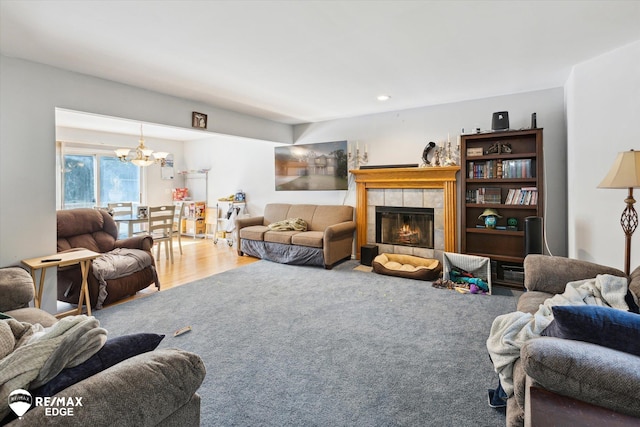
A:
31;333;164;397
542;305;640;357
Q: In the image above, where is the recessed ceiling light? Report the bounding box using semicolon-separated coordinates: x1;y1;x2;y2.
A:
377;95;391;101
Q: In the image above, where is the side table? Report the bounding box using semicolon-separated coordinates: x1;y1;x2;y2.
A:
21;249;101;317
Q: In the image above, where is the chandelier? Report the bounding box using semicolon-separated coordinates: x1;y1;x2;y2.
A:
115;124;169;167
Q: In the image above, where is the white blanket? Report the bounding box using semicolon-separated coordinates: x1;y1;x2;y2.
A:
486;274;629;396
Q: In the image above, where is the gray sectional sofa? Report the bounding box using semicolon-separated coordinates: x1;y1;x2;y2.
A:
507;255;640;427
0;266;205;426
236;203;355;269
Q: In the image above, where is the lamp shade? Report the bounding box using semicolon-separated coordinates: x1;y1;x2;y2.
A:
598;150;640;189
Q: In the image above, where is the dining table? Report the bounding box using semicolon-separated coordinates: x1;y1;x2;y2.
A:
113;215;148;237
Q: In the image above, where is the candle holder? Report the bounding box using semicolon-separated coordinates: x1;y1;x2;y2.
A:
348;143;368;169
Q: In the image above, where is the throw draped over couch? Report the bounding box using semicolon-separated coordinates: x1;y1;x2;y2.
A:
56;208;158;308
504;254;640;427
236;203;355;269
0;266;204;426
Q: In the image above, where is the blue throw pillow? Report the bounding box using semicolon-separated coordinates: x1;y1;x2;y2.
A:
542;305;640;357
32;333;164;397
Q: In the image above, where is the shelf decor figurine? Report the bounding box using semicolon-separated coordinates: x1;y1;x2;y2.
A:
479;208;502;229
486;141;512;155
421;141;436;167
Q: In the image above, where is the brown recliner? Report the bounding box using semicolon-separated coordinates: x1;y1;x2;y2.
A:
56;208;158;308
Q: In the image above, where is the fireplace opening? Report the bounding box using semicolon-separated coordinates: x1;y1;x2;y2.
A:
375;206;434;249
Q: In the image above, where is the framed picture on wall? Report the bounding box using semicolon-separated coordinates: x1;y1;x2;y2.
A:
192;112;207;129
274;140;348;191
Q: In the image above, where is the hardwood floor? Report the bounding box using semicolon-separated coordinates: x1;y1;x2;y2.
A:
152;236;257;291
57;237;258;314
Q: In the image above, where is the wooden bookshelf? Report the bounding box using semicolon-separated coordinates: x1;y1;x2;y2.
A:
460;129;543;287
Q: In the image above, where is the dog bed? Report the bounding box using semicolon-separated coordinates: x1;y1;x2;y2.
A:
372;253;442;281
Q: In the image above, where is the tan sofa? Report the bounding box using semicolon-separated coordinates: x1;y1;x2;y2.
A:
236;203;355;269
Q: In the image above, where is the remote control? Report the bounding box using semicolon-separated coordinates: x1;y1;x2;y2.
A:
41;258;62;262
174;326;192;337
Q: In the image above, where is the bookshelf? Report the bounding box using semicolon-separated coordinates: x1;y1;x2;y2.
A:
460;128;544;287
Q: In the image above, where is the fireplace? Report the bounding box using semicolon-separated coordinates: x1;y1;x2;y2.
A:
350;166;460;259
376;206;434;249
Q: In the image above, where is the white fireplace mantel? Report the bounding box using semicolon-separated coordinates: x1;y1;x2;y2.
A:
350;166;460;259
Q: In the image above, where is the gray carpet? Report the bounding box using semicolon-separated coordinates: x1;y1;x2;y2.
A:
94;260;518;427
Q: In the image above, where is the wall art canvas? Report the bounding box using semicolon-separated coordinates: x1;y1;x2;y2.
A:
275;140;348;191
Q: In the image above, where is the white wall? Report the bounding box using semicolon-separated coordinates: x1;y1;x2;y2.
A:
566;40;640;270
189;88;568;259
0;55;290;313
183;135;348;216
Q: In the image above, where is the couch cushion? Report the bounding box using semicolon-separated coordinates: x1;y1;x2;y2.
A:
310;205;353;231
0;267;34;312
264;230;300;245
31;333;165;397
521;337;640;418
291;231;324;248
263;204;292;225
523;255;626;294
57;209;119;253
542;305;640;357
6;308;57;328
285;205;318;228
239;225;269;241
516;291;552;315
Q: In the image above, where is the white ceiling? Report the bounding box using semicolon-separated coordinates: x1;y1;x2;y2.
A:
2;1;640;139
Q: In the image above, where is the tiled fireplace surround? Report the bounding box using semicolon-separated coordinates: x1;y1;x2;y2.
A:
351;166;460;260
368;189;442;258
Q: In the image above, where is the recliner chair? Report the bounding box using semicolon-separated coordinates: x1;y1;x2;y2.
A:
56;208;158;309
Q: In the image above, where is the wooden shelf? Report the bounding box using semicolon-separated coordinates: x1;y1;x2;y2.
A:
466;227;524;236
466;151;538;161
466;203;537;210
466;178;537;184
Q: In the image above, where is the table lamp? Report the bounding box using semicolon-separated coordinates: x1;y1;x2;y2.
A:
598;149;640;275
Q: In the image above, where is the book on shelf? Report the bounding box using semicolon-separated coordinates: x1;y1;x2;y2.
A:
502;159;534;178
467;159;503;179
467;187;501;204
505;187;537;205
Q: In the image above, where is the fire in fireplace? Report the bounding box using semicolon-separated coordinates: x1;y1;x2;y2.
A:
375;206;434;249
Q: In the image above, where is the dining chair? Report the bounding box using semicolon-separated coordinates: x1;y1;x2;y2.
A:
108;202;135;236
147;205;176;263
108;202;134;217
173;202;186;255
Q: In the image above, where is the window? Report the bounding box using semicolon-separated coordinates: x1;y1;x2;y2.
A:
62;154;141;209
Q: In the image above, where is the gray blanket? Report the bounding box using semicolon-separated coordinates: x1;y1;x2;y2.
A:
0;315;106;419
92;248;156;309
486;274;629;396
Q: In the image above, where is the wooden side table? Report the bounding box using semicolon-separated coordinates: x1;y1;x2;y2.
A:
21;249;100;316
